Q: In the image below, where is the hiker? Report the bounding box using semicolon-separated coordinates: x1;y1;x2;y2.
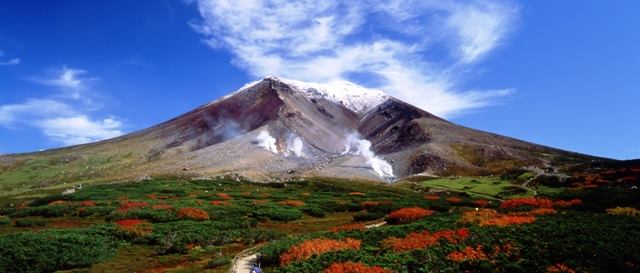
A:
250;263;262;273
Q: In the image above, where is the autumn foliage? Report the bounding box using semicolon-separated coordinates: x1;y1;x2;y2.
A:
324;262;392;273
116;219;153;236
349;192;366;196
460;209;536;226
383;228;469;251
472;199;490;207
387;207;434;224
501;198;583;209
177;207;210;221
446;197;462;204
280;238;361;265
447;245;489;262
118;201;149;212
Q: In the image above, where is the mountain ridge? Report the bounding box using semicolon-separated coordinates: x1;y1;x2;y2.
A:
0;77;607;193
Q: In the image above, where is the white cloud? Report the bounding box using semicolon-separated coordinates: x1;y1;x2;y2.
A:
0;49;20;66
39;116;123;146
191;0;519;118
35;66;98;99
0;67;124;147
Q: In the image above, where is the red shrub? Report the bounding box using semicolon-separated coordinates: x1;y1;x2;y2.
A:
383;228;469;252
500;197;553;209
387;207;434;223
329;223;365;233
553;199;583;208
145;193;158;200
278;200;305;207
447;245;489;262
472;199;490;207
177;207;210;221
446;197;462;204
210;200;231;206
116;219;152;236
280;238;361;265
79;200;96;207
119;201;149;211
324;262;392;273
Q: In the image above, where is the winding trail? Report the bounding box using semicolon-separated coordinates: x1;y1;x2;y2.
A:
230;220;387;273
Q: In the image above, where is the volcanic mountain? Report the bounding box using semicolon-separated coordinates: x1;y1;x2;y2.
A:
0;77;598;188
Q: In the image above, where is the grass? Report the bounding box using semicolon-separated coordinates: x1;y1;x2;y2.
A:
420;176;536;199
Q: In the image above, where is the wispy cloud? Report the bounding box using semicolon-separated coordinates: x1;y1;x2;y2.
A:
191;0;519;118
34;66;98;99
0;49;20;66
0;67;124;147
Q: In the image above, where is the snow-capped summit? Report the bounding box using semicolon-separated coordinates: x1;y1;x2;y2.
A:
273;76;390;114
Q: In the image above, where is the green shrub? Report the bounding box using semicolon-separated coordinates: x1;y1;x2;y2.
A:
77;206;115;217
15;218;46;227
0;216;10;225
353;212;385;221
11;205;66;218
256;207;303;221
303;206;326;218
0;229;117;273
206;256;231;269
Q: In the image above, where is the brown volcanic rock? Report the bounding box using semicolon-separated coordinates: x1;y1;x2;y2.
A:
0;77;602;186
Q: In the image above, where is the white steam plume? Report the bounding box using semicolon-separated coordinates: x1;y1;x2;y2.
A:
255;130;278;153
285;134;305;157
343;133;395;180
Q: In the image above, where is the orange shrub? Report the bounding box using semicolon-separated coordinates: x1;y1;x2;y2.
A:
387;207;434;224
210;200;231;206
446;197;462;204
145;193;158;200
177;207;210;221
424;195;440;201
447;245;489;262
349;192;366;196
278;200;306;207
547;263;577;273
116;219;153;236
280;238;361;265
383;228;469;252
329;223;365;233
216;193;233;200
324;262;392;273
79;200;96;207
482;215;535;226
361;201;380;209
500;197;553;209
528;208;557;215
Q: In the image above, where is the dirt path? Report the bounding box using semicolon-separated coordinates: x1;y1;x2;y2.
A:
231;253;258;273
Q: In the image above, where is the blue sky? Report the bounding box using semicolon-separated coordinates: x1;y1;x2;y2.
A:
0;0;638;160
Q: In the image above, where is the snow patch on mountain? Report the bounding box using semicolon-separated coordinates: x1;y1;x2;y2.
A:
273;77;389;114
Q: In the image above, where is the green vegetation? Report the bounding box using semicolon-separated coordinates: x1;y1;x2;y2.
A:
420;176;535;199
0;177;638;272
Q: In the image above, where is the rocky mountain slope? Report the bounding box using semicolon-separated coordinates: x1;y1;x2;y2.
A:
0;77;600;192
